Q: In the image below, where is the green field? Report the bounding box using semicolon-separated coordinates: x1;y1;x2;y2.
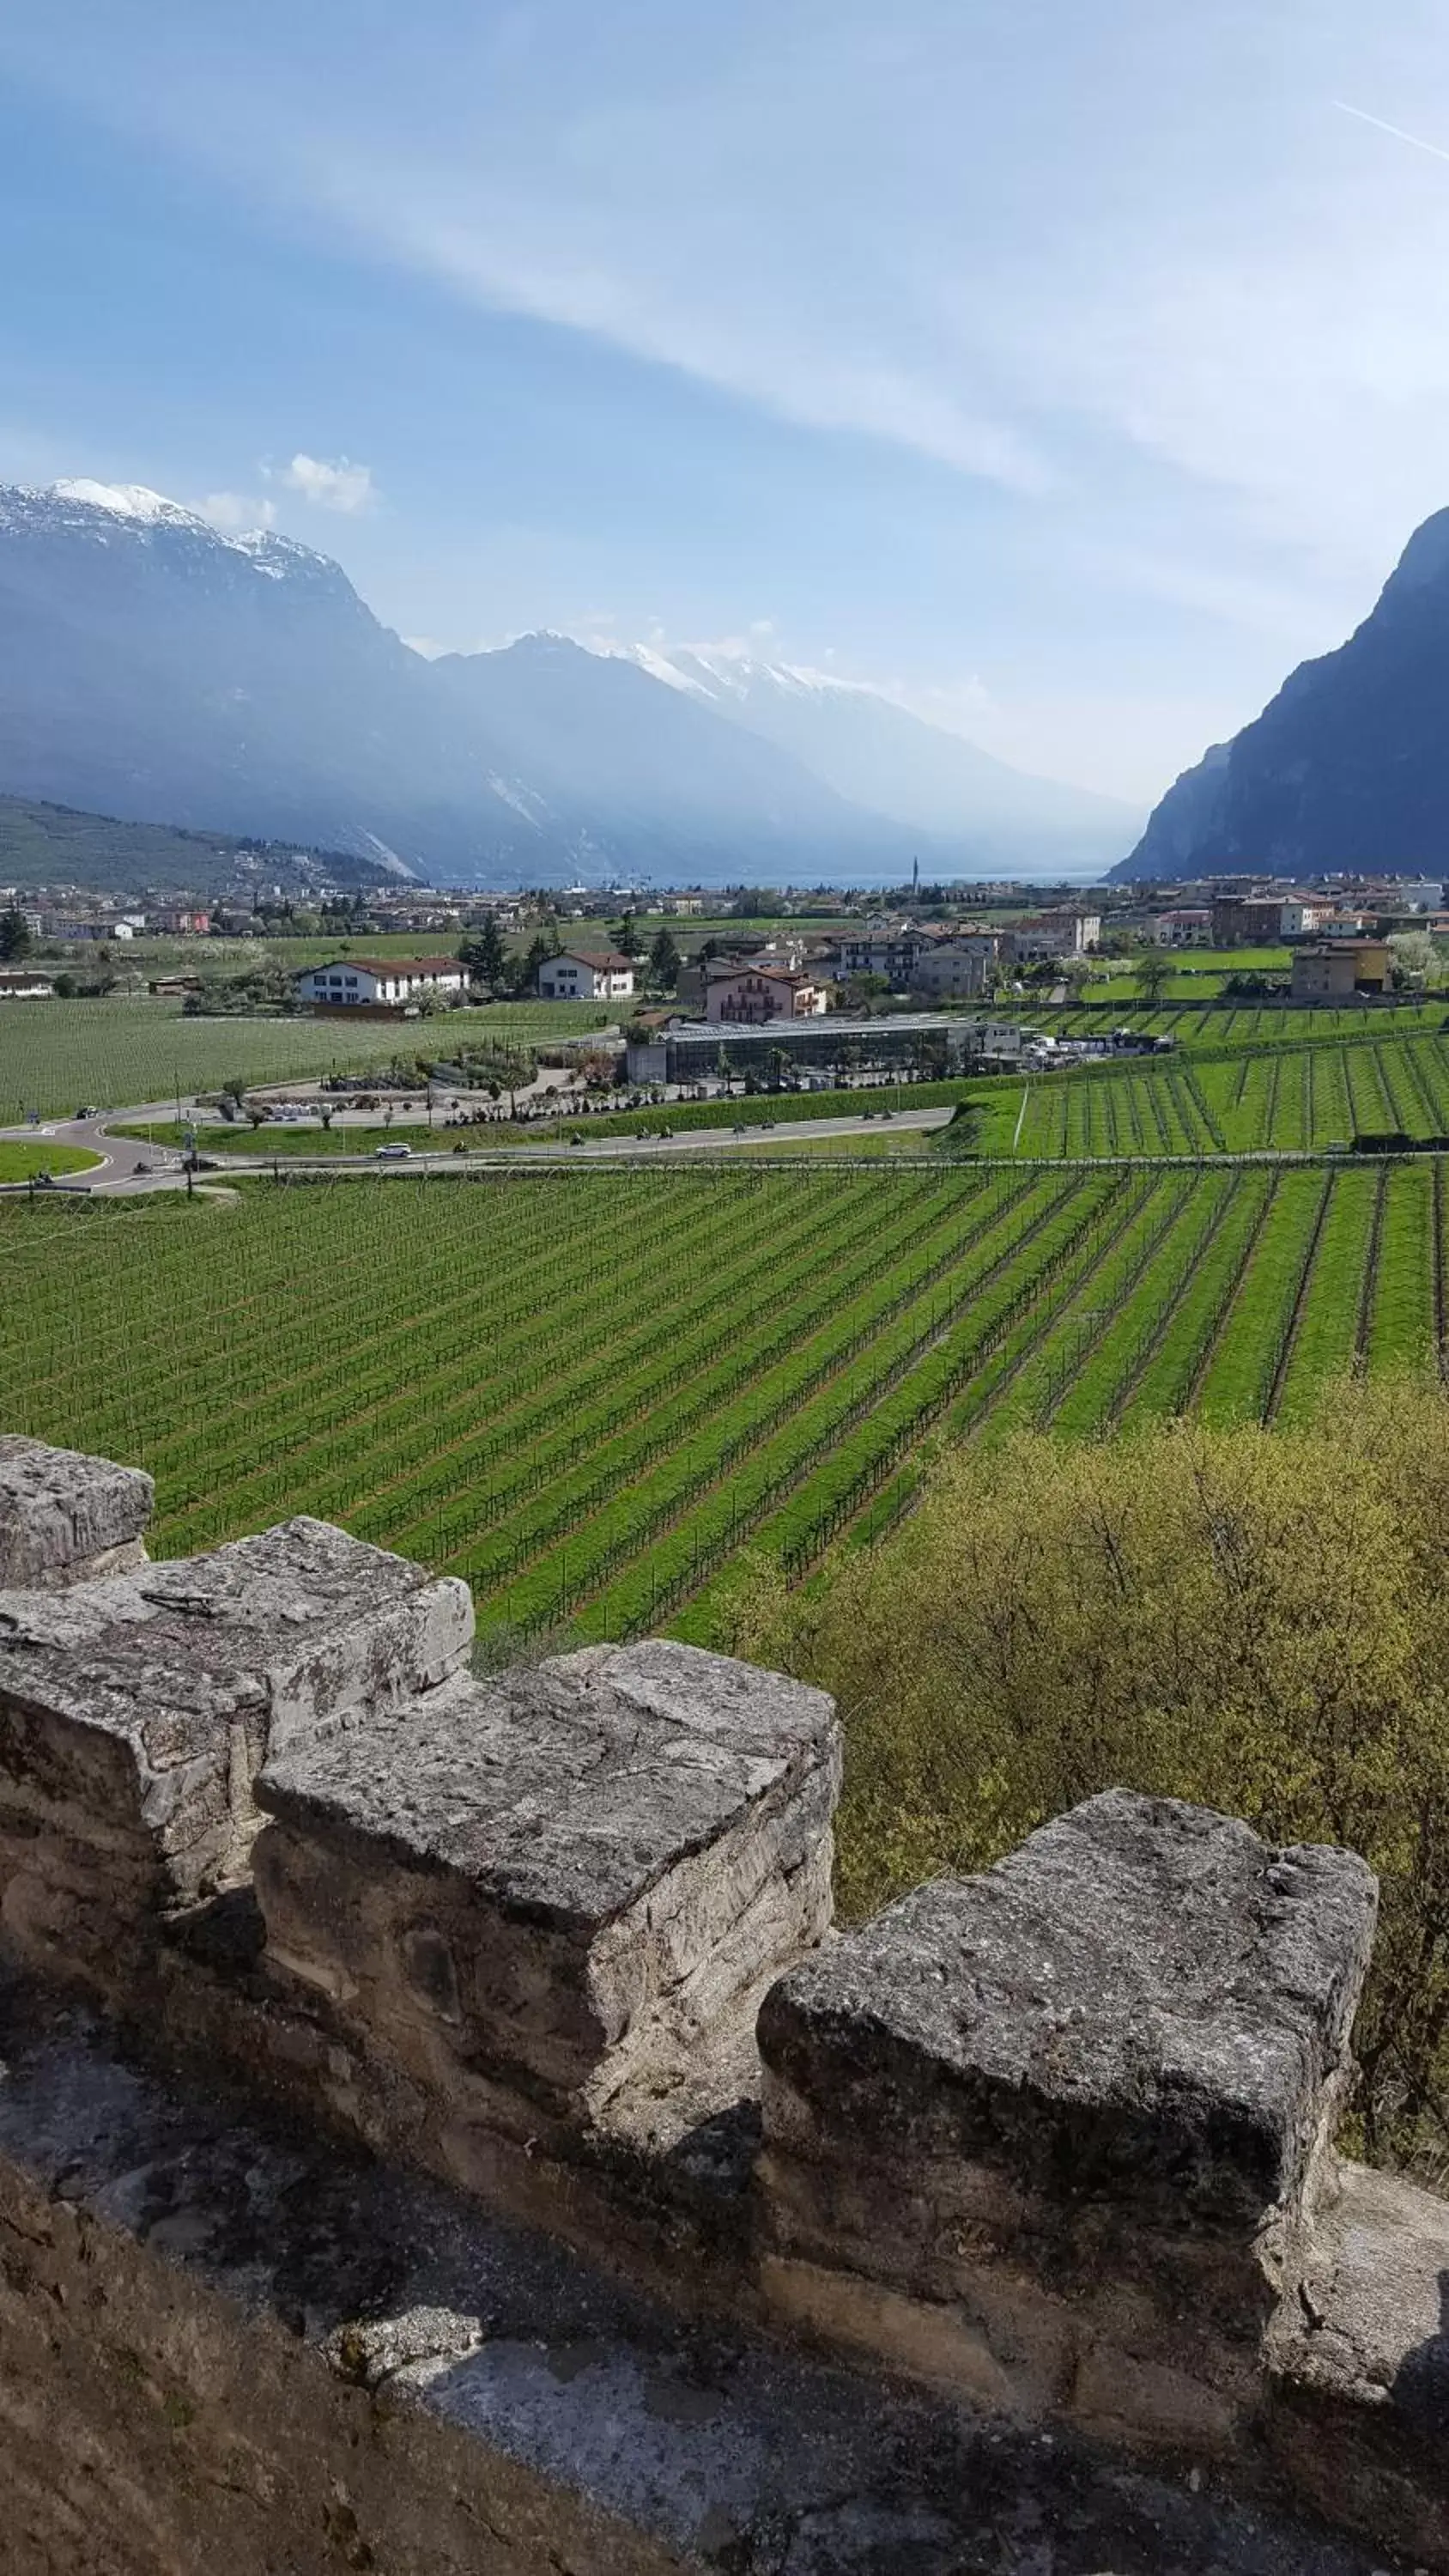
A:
0;1139;102;1181
3;1159;1441;1649
0;995;609;1125
969;1023;1449;1157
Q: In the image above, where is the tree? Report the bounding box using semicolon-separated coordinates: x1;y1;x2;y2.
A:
648;927;682;991
842;970;891;1016
612;911;643;959
0;908;32;961
1133;945;1173;1009
1388;929;1440;989
766;1046;789;1091
731;1376;1449;2174
513;933;554;996
460;916;508;987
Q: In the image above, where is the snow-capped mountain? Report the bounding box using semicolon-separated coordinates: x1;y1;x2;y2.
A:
0;480;1137;883
601;642;1141;868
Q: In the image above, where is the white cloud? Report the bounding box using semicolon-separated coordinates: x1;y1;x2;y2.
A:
197;489;276;531
273;453;377;514
11;2;1449;793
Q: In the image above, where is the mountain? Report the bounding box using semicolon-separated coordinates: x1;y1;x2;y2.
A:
0;482;530;878
1119;510;1449;883
0;479;1131;884
427;633;906;880
612;644;1141;872
0;793;402;899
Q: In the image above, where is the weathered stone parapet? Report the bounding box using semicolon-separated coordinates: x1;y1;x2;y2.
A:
0;1962;1392;2576
1265;2158;1449;2569
252;1639;840;2167
0;1442;1445;2572
0;1433;154;1588
0;1515;473;1991
755;1793;1379;2457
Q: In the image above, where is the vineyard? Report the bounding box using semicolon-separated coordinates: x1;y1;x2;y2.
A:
973;1021;1449;1157
3;1158;1443;1649
0;995;608;1125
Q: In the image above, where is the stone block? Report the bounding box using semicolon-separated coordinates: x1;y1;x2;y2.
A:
0;1516;473;1984
0;1435;154;1589
1266;2158;1449;2567
252;1639;840;2141
757;1791;1377;2439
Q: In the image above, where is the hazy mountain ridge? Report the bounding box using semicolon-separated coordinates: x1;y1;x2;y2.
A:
0;793;401;898
1118;509;1449;883
611;642;1141;865
0;481;1132;884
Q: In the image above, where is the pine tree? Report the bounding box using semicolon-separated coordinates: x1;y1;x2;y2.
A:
648;927;681;990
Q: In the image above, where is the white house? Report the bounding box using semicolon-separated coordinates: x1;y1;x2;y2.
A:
1002;910;1101;963
294;957;467;1008
537;951;636;1001
0;969;56;1001
1279;899;1336;939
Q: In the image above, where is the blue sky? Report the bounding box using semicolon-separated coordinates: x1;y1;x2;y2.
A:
3;1;1449;802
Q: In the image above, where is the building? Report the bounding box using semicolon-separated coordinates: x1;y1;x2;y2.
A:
1278;898;1335;939
0;969;56;1000
146;907;212;937
1210;895;1285;946
705;963;828;1024
835;930;922;985
1289;940;1392;1000
625;1012;1022;1084
1001;911;1100;963
294;957;468;1008
1137;908;1212;946
536;950;636;1002
908;935;997;999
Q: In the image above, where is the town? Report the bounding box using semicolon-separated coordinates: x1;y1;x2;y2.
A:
5;0;1449;2559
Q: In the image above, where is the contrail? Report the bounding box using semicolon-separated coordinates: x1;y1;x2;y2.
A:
1333;100;1449;166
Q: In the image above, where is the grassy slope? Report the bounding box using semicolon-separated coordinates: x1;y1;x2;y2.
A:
0;995;605;1124
0;793;388;896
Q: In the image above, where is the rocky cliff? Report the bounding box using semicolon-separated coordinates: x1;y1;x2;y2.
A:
1119;509;1449;882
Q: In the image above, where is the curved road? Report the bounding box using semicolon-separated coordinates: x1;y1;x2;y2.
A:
0;1099;957;1191
0;1103;194;1194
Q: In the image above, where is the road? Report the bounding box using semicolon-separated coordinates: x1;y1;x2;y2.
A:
0;1103;193;1194
0;1100;957;1192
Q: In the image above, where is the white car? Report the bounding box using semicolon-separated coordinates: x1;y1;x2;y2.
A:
375;1142;413;1160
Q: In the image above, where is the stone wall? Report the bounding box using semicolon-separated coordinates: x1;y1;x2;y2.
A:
0;1435;1444;2573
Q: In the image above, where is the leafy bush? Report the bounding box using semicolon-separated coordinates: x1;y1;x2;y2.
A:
733;1376;1449;2182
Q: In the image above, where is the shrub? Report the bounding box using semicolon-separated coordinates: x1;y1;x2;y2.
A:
732;1376;1449;2181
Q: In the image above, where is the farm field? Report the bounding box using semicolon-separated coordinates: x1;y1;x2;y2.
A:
1076;950;1290;1002
1022;999;1441;1050
0;1139;101;1181
3;1161;1442;1652
972;1024;1449;1157
0;995;609;1124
